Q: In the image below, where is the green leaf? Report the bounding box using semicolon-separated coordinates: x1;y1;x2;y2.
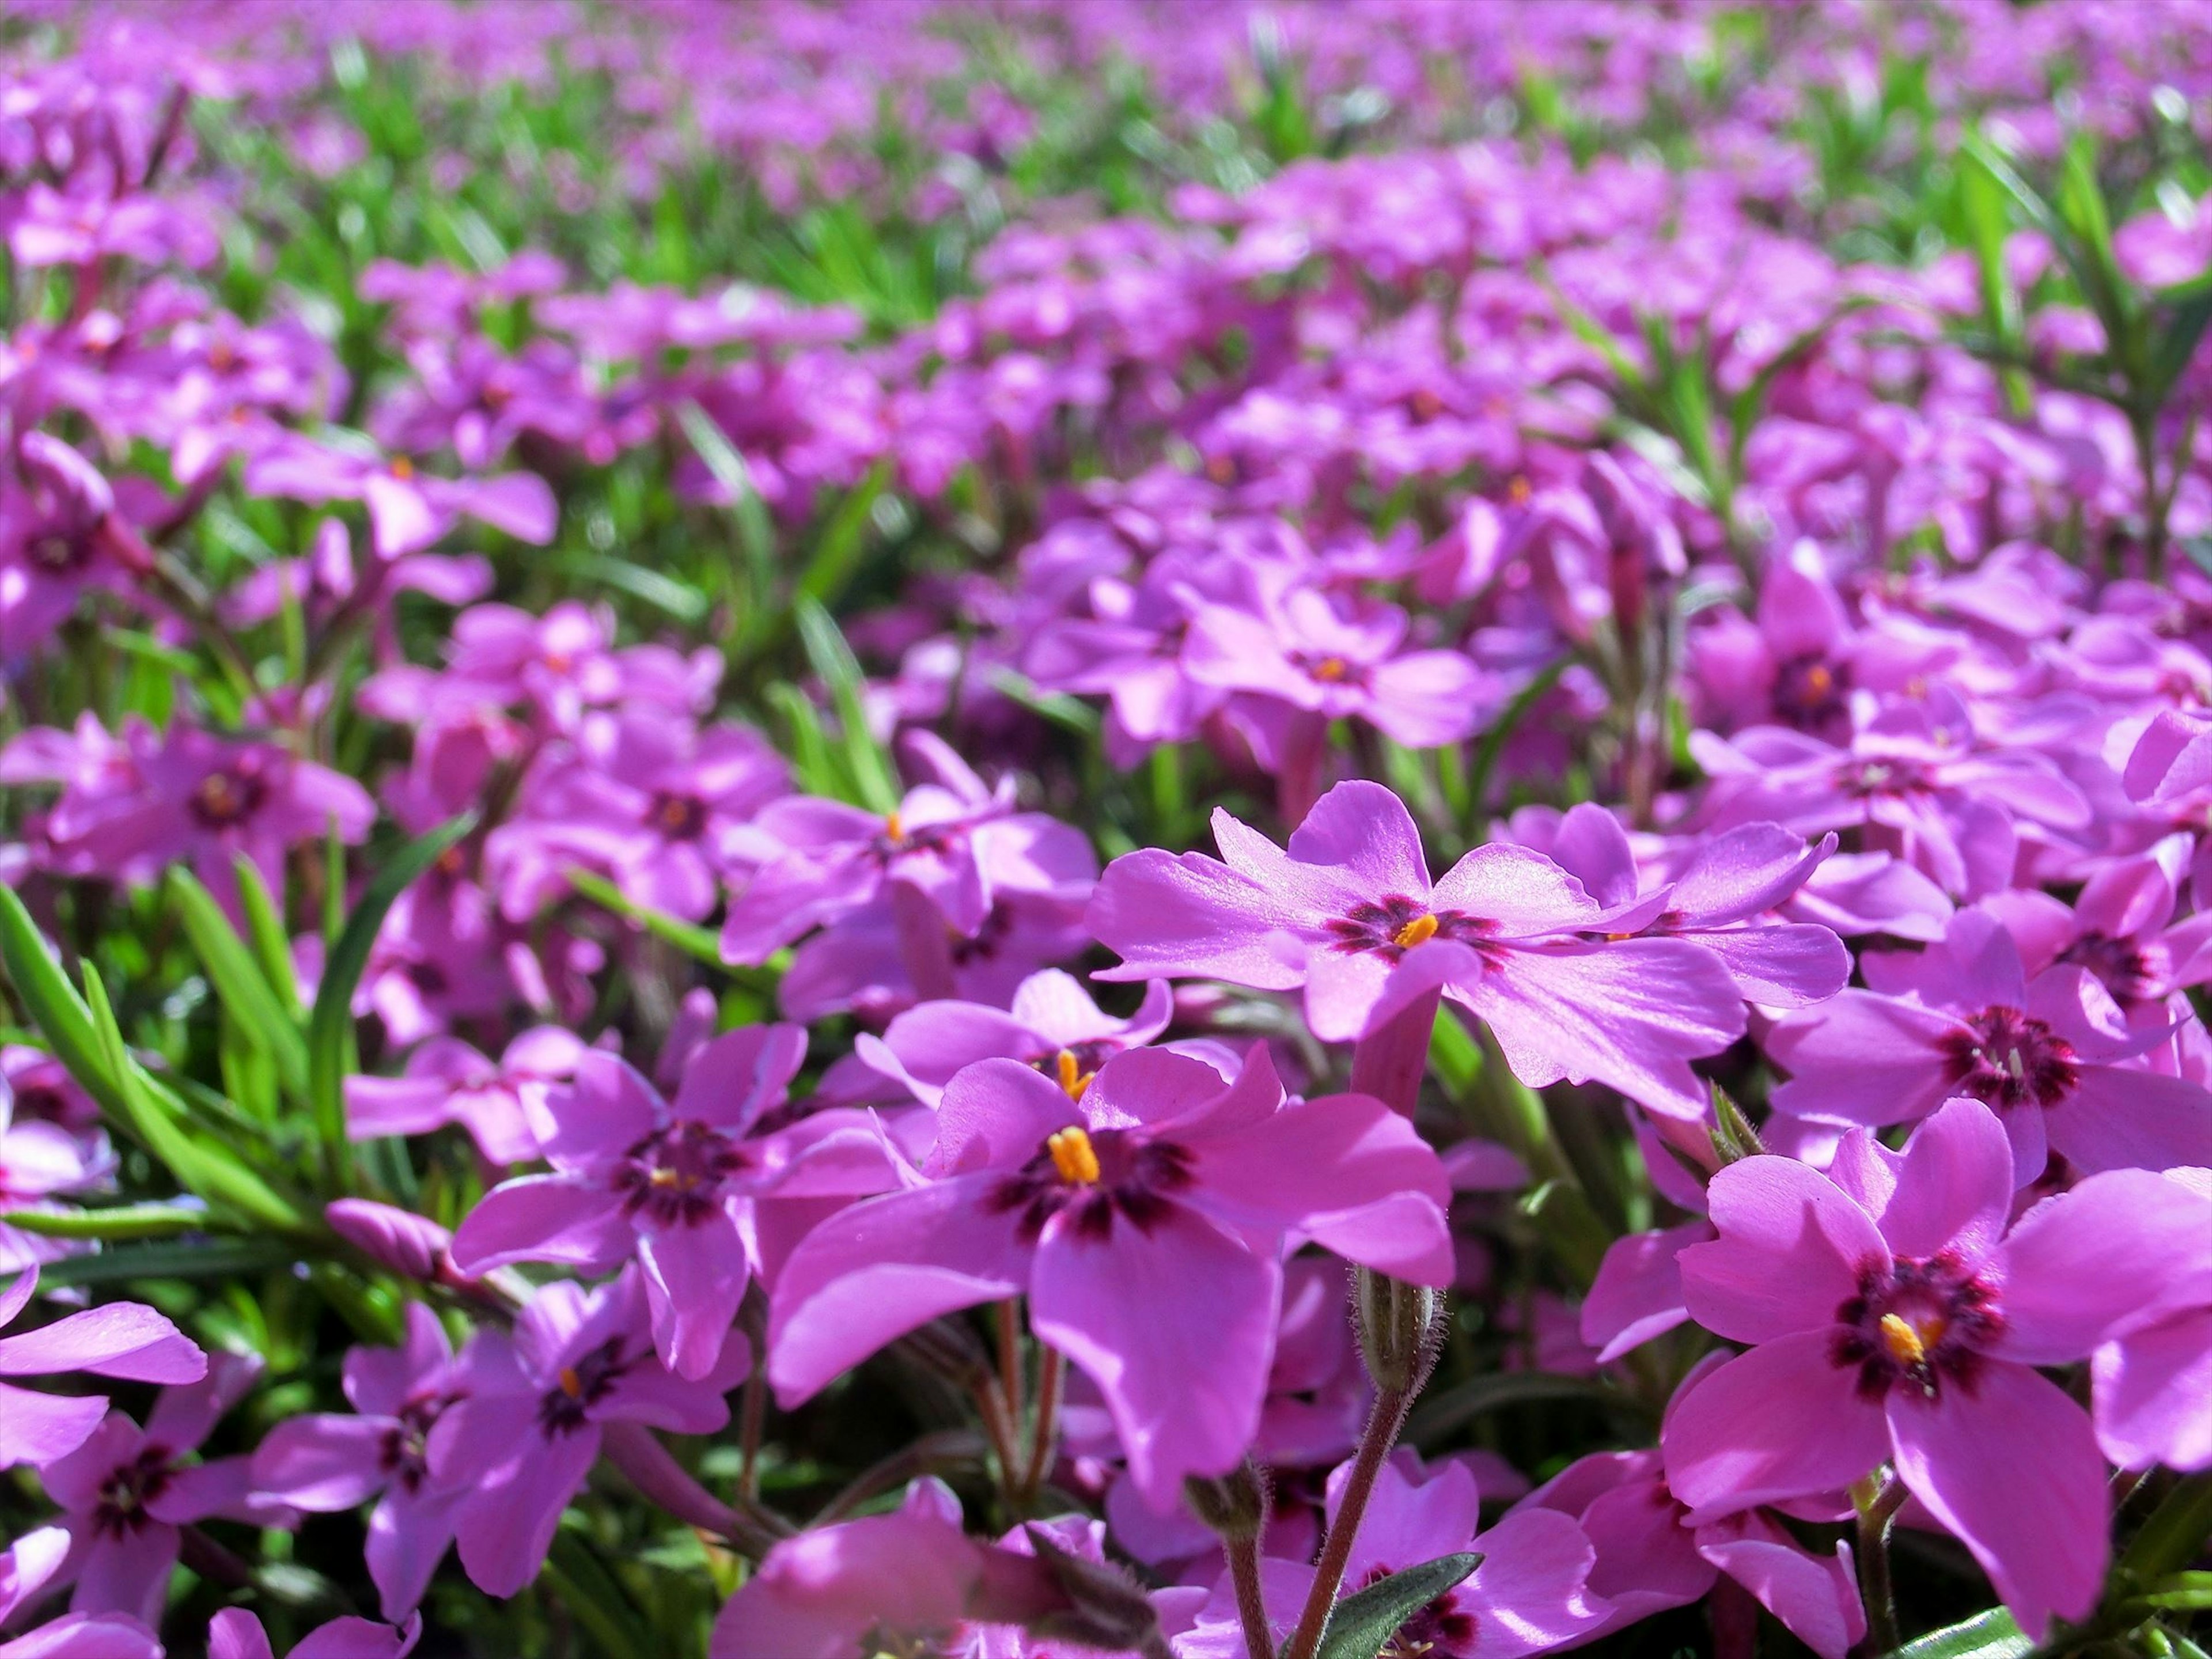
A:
1306;1552;1482;1659
764;681;846;800
987;669;1102;736
795;596;901;814
798;459;892;608
0;1205;219;1241
0;886;125;1121
31;1237;301;1290
308;815;475;1189
677;400;776;649
168;869;308;1101
564;867;729;969
1884;1607;2030;1659
81;968;305;1235
232;856;301;1011
546;1532;654;1658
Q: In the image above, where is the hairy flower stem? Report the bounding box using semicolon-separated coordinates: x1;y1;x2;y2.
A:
1279;1380;1419;1659
1853;1472;1910;1652
736;1366;767;1503
1229;1528;1274;1659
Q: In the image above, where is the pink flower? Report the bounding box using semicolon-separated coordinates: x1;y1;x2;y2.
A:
427;1267;748;1597
1660;1098;2207;1635
770;1044;1450;1502
0;1267;204;1471
346;1027;589;1166
1090;781;1747;1119
1766;907;2212;1181
450;1027;893;1379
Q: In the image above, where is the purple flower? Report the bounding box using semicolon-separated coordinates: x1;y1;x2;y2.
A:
0;1088;112;1277
1766;907;2212;1181
1090;782;1747;1119
426;1267;748;1597
1532;803;1850;1007
2;717;375;893
486;713;787;923
207;1607;419;1659
244;435;556;559
1524;1369;1863;1659
720;736;1096;996
0;1266;204;1471
768;1044;1450;1502
0;1613;160;1659
1173;1452;1607;1659
346;1027;589;1167
449;1026;891;1379
855;969;1174;1106
2089;1166;2212;1472
707;1479;1067;1659
36;1354;292;1626
1660;1097;2207;1635
251;1305;492;1619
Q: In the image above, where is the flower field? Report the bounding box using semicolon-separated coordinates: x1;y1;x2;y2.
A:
0;3;2207;1656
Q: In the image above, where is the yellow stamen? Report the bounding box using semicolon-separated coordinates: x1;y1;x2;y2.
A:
1393;912;1440;949
1802;664;1833;697
1047;1126;1100;1185
558;1366;584;1399
1205;454;1235;484
1054;1049;1095;1101
884;809;904;843
1878;1312;1936;1369
1311;656;1351;683
649;1166;683;1188
389;455;415;480
1506;474;1532;505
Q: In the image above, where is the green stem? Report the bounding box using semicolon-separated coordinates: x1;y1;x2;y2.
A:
1854;1472;1910;1653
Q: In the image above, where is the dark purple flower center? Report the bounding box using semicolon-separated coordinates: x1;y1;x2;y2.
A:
984;1125;1195;1245
1830;1251;2003;1402
537;1336;630;1436
1294;650;1369;688
27;529;91;572
1358;1565;1478;1659
875;810;958;862
1937;1005;2078;1113
647;790;708;840
950;904;1014;967
613;1119;751;1227
1772;650;1849;729
1326;893;1495;963
92;1443;176;1539
381;1389;463;1493
2057;932;2161;1003
190;762;268;827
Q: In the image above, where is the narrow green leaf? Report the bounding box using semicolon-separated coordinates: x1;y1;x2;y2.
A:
1884;1607;2029;1659
0;886;124;1120
0;1205;219;1241
168;869;308;1100
764;681;847;800
986;669;1102;736
798;459;892;608
564;867;729;969
32;1237;301;1290
546;1532;655;1658
1307;1552;1482;1659
232;855;301;1010
1463;656;1573;827
795;596;901;814
82;968;305;1234
308;815;475;1188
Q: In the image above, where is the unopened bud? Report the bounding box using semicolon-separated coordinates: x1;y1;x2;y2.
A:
1184;1459;1270;1543
1354;1267;1444;1395
327;1199;450;1281
991;1525;1165;1656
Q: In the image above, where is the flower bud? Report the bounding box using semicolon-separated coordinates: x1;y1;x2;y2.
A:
327;1199;450;1281
1354;1267;1444;1395
989;1525;1165;1656
1184;1459;1270;1543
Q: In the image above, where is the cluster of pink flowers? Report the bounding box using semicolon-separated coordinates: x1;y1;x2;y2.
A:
0;3;2206;1657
